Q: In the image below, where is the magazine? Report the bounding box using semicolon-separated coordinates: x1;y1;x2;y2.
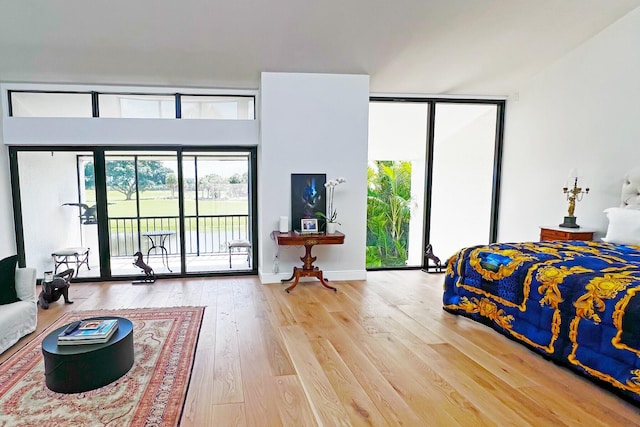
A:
57;319;119;345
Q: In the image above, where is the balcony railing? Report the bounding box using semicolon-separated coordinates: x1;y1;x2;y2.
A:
108;214;250;257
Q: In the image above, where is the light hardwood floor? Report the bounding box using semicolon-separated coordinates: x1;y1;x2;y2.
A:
2;271;640;425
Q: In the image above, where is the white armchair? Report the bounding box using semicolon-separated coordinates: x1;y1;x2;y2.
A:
0;267;37;354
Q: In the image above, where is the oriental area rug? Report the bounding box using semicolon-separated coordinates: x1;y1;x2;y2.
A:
0;307;204;427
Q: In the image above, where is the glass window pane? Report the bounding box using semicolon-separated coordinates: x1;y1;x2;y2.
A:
10;92;92;117
181;96;255;119
182;152;251;273
17;151;101;279
98;94;176;118
367;102;428;268
105;151;180;276
430;103;497;261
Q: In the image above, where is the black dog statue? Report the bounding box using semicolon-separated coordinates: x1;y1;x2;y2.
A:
38;268;74;309
133;251;156;283
425;244;444;273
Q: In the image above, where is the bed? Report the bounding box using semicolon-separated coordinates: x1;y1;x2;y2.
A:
443;169;640;404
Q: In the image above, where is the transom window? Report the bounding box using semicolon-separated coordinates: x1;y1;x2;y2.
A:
8;90;255;120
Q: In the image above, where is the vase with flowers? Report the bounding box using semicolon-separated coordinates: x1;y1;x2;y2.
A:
318;177;346;233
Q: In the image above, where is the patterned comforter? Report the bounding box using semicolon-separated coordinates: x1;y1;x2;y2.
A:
443;240;640;403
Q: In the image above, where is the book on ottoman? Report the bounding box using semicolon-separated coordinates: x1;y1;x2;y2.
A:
57;319;119;345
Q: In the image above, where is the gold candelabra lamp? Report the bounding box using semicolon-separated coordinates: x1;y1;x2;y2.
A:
560;171;589;228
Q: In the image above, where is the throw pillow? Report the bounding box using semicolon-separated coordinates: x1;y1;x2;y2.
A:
0;255;19;305
602;207;640;246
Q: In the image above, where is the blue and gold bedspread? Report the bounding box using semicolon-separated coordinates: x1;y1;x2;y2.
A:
443;240;640;403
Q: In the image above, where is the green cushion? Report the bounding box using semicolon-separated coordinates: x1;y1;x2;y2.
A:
0;255;19;305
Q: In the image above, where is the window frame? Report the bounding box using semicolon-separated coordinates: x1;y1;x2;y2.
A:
5;87;256;120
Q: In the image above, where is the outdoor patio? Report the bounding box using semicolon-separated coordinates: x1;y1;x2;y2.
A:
75;253;252;278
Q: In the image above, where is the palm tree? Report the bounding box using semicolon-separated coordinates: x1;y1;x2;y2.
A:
366;161;412;267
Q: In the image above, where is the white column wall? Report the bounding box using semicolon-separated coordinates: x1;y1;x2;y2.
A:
500;7;640;242
258;72;369;283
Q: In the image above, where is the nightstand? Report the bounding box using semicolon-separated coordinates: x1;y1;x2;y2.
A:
539;226;594;242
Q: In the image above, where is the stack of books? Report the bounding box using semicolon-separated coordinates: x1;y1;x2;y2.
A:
57;319;119;346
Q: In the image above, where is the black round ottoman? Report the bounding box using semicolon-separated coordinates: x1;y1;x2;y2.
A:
41;316;134;394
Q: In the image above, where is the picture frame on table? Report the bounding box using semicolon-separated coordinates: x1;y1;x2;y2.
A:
300;218;319;234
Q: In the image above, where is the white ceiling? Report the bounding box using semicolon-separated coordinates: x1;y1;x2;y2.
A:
1;0;639;96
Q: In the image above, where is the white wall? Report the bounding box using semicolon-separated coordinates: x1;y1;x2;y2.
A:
500;8;640;242
18;151;82;275
0;102;16;259
258;72;369;283
3;117;258;146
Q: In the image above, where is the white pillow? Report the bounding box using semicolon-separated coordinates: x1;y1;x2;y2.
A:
602;207;640;245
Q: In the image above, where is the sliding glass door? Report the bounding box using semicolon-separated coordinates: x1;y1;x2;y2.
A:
367;98;504;271
105;151;181;276
428;102;500;263
182;152;252;273
11;146;256;280
367;101;428;268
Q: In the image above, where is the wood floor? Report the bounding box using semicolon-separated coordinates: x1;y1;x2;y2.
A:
2;270;640;425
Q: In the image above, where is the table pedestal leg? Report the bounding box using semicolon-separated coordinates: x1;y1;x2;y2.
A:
281;269;296;283
281;244;337;293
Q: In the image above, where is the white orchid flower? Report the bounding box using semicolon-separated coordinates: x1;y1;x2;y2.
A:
321;177;347;226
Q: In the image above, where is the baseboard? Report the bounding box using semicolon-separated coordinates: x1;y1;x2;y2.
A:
259;269;367;284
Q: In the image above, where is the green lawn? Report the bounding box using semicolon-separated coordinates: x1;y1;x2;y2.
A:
85;190;248;217
81;190;248;233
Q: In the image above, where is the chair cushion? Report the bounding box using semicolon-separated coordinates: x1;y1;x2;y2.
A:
0;255;19;305
228;240;252;248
